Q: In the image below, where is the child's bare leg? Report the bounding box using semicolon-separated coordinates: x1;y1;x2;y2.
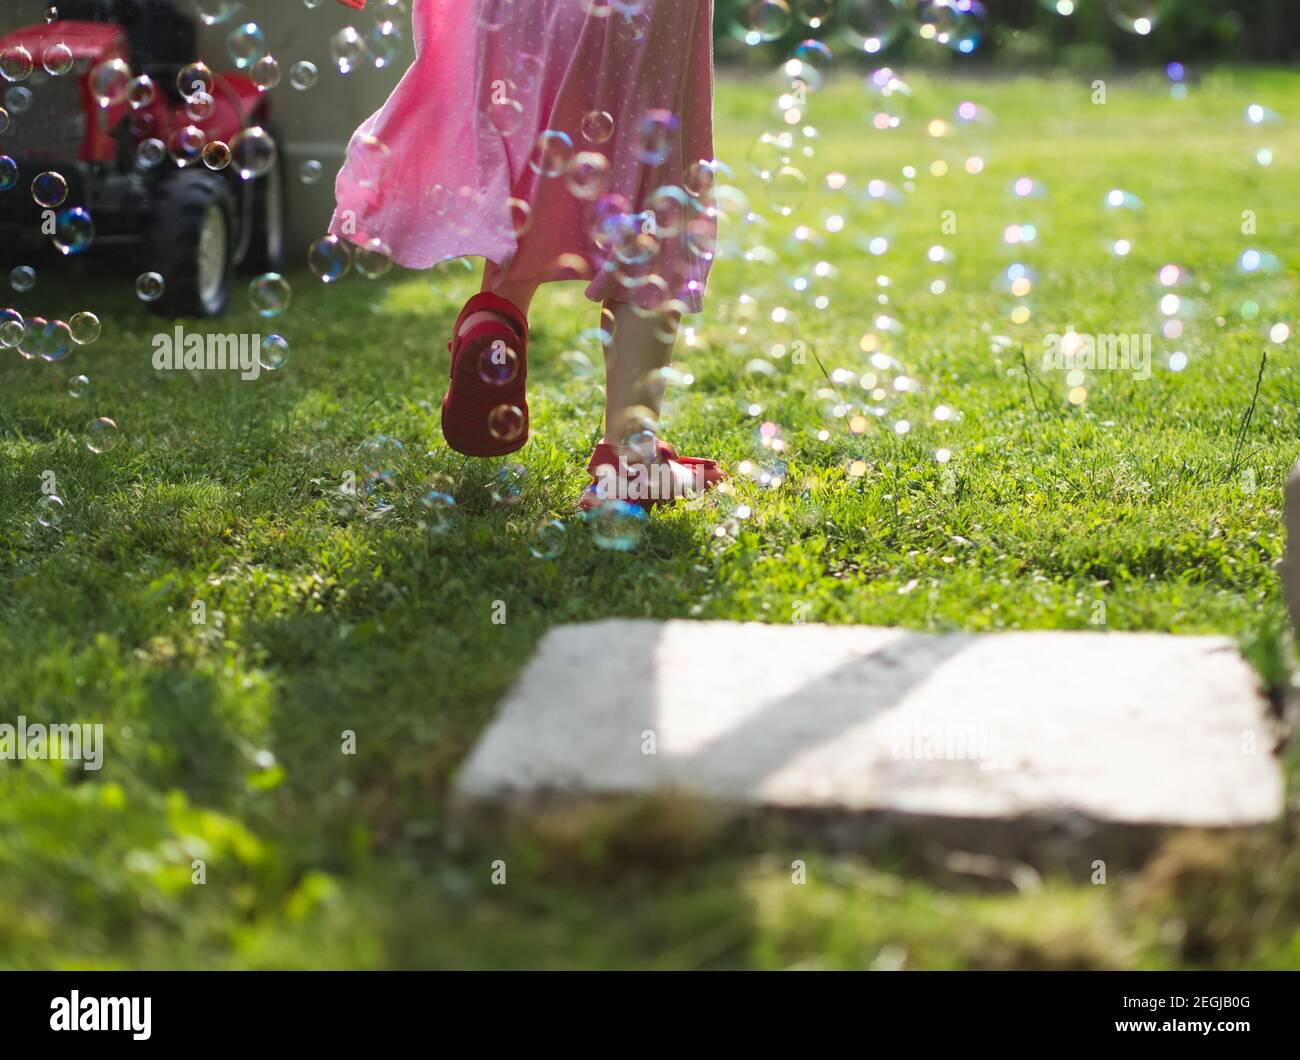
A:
602;299;679;444
459;261;536;336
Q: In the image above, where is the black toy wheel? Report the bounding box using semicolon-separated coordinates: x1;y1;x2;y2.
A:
143;168;235;318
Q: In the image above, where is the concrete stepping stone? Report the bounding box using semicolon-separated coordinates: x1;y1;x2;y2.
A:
455;621;1283;840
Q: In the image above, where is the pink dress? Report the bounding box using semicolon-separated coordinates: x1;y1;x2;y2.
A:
330;0;716;312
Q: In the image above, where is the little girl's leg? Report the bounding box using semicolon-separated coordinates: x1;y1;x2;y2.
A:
601;300;680;443
458;261;538;337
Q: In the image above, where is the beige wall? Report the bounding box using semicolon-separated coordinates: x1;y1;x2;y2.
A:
195;2;414;250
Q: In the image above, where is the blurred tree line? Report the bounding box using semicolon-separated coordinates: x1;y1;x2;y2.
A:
715;0;1297;67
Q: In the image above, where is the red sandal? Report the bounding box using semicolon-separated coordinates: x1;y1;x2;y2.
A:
441;292;530;457
580;438;725;511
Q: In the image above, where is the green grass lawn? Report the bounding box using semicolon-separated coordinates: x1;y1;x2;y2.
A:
3;67;1300;969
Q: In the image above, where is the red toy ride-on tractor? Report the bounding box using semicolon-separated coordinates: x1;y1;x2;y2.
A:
0;0;285;317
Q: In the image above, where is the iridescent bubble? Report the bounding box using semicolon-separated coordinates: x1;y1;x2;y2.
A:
528;130;573;178
10;265;36;292
52;207;94;256
86;416;119;453
1107;0;1159;35
490;463;527;505
565;151;611;200
1;319;24;349
177;62;214;102
331;26;369;75
489;97;525;138
478;338;520;385
231;126;278;179
251;55;281;91
250;273;291;317
137;138;166;168
734;0;793;44
259;334;289;371
16;314;46;358
584;499;648;550
530;519;567;559
195;0;242;26
419;485;457;535
0;108;9;135
309;235;353;283
767;166;808;215
368;20;403;68
90;58;131;106
793;0;834;29
487;404;526;443
0;155;18;191
841;0;905;52
637;109;679;165
136;272;165;301
290;60;318;90
36;495;65;529
785;39;834;91
228;22;268;69
38;319;73;362
0;46;34;83
68;374;89;398
168;125;206;166
202;140;232;171
4;86;33;115
300;160;323;184
355;238;393;279
69;311;100;344
581;109;614;144
32;171;68;208
126;75;156;109
42;42;74;76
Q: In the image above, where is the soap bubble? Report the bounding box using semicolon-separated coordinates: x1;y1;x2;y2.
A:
528;130;573;178
355;238;394;279
490;463;527;505
177;62;214;101
530;519;567;559
251;55;281;90
202;140;232;170
168;125;206;166
309;235;353;283
487;404;526;442
332;27;369;74
68;374;89;398
231;126;278;179
419;485;457;535
478;338;520;385
637;109;679;165
86;417;119;453
0;46;34;83
250;273;292;316
1107;0;1159;35
841;0;905;52
565;151;611;199
32;171;68;208
90;58;131;106
136;272;165;301
585;499;648;551
137;138;166;168
300;160;323;184
290;60;318;90
126;75;156;109
259;334;290;371
10;265;36;292
42;42;74;76
195;0;241;25
368;20;403;68
37;495;65;529
53;207;94;255
228;22;268;68
581;109;614;144
67;312;100;346
734;0;793;44
0;155;15;191
38;319;73;362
